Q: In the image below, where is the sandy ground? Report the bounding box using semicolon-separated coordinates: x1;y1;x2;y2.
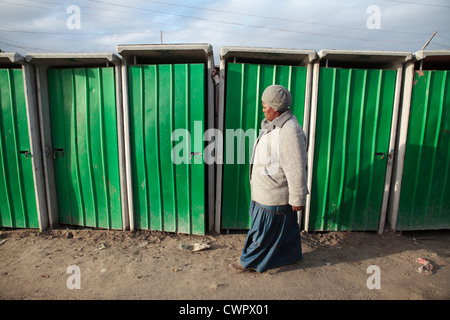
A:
0;227;449;300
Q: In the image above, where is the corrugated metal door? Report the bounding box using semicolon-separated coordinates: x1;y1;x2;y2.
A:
396;70;450;230
221;63;307;229
48;67;123;229
127;64;205;235
0;68;39;228
309;68;397;231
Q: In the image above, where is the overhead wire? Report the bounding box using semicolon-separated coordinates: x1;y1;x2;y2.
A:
0;0;141;50
0;0;437;44
0;0;445;51
85;0;426;45
0;37;47;52
383;0;450;9
136;0;433;36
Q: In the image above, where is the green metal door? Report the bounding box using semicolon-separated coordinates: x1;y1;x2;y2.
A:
221;62;307;229
309;68;397;231
128;64;205;235
0;68;39;228
48;67;123;229
397;70;450;230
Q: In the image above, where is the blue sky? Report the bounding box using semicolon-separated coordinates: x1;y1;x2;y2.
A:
0;0;449;64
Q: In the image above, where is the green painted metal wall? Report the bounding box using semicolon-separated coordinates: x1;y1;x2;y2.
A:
309;67;397;231
127;64;206;235
397;70;450;230
48;67;123;229
0;68;39;228
221;62;307;229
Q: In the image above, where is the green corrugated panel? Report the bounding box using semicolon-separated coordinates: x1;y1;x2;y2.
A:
0;68;39;228
221;63;307;229
128;64;205;235
48;67;122;229
309;68;397;231
397;70;450;230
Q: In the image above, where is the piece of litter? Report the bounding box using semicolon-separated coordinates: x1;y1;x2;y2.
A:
326;262;331;267
416;258;431;265
179;242;210;252
416;257;434;275
417;265;433;275
0;239;7;245
210;283;224;290
95;243;107;251
138;241;148;248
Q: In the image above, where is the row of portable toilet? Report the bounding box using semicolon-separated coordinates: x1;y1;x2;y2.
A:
0;45;448;234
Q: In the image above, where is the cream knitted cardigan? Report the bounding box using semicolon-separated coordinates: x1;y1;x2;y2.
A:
249;109;309;207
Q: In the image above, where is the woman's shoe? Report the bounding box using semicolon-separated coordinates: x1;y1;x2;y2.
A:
229;263;249;273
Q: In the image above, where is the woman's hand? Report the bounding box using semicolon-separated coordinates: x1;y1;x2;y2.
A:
291;206;304;212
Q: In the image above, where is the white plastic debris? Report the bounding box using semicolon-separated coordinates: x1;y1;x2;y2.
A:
95;243;107;251
179;242;211;252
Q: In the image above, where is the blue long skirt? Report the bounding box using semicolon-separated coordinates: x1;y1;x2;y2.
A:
240;201;302;273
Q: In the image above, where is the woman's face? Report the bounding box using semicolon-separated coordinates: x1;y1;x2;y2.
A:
262;102;279;121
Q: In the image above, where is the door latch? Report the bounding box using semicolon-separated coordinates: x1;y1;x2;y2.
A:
375;150;394;160
53;148;64;158
190;152;202;159
375;152;386;159
20;150;31;159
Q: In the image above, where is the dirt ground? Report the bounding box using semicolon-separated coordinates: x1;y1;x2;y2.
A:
0;227;449;300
